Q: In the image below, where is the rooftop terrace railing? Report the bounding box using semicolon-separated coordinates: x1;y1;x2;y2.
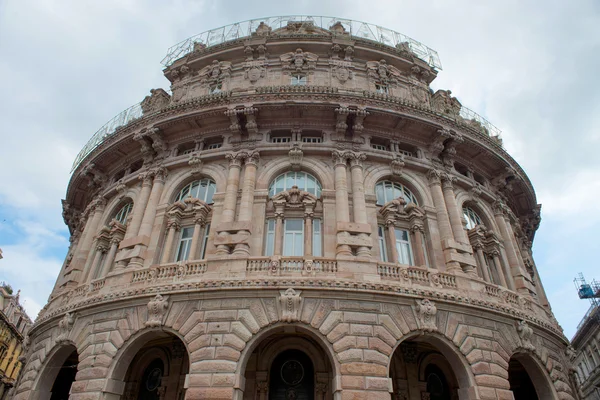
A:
70;90;502;173
161;15;443;70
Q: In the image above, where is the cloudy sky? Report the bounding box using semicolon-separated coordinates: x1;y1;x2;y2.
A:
1;0;599;339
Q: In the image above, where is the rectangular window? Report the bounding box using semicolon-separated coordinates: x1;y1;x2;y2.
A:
371;144;388;151
378;225;388;262
485;254;499;285
175;227;194;262
265;219;275;256
272;137;291;143
313;219;322;257
375;84;388;94
200;224;210;259
302;137;322;143
181;148;195;155
398;149;414;157
209;83;222;94
207;143;222;150
283;219;304;256
291;75;307;86
394;228;413;265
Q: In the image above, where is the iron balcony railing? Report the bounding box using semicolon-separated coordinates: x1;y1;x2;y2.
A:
161;15;442;70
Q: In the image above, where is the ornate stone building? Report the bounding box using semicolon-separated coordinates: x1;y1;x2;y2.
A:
15;16;576;400
0;284;32;399
571;305;600;399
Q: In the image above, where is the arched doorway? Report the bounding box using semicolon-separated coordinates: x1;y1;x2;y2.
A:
32;344;79;400
240;326;335;400
508;353;557;400
118;334;189;400
390;340;459;400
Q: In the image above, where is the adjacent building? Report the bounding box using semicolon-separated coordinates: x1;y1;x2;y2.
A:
1;284;32;399
571;305;600;399
14;16;576;400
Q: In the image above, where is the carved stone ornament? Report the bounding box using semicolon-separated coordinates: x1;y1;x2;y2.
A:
565;345;576;363
390;154;406;176
188;152;203;175
289;144;303;169
431;90;462;118
279;288;303;322
198;60;232;84
244;63;266;83
140;88;171;115
145;294;168;327
281;48;318;72
414;298;438;332
366;59;403;84
56;312;74;344
516;320;535;351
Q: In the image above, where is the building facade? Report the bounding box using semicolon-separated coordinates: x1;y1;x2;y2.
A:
571;305;600;399
15;16;576;400
1;284;32;399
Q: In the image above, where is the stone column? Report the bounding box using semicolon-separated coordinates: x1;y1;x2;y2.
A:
349;152;371;257
410;226;426;267
304;209;313;257
138;167;167;239
234;151;259;255
100;237;120;277
221;153;243;223
441;175;469;244
386;221;399;263
492;250;510;289
216;153;243;255
474;245;491;282
77;198;106;279
427;170;453;242
125;172;153;240
493;201;526;293
88;244;107;281
160;219;181;264
188;216;206;261
333;151;352;256
273;208;285;256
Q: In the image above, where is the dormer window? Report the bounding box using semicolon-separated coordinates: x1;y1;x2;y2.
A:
371;144;388;151
375;83;388;94
209;82;222;94
291;75;307;86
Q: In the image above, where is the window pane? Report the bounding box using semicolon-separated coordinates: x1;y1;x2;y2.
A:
376;183;385;205
206;182;216;204
286;219;303;231
200;224;210;259
313;219;322;257
286;172;295;189
283;233;294;256
378;225;387;262
296;173;305;191
294;233;303;256
385;183;394;203
197;181;208;202
182;227;194;239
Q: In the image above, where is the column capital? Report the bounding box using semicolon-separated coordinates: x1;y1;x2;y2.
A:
348;152;367;169
492;199;507;216
441;174;457;190
166;219;181;231
152;165;168;182
332;150;348;167
427;169;443;185
244;150;260;167
96;244;108;253
138;170;154;186
225;152;245;167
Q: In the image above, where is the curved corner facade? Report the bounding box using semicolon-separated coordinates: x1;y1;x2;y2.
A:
14;18;576;400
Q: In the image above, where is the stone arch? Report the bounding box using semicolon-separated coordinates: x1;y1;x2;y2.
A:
455;191;498;233
256;157;334;192
234;322;341;399
389;332;478;400
159;164;226;204
508;350;559;400
30;342;79;400
363;165;433;208
102;328;191;400
103;195;136;226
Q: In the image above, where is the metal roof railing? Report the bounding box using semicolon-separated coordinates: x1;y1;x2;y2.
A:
459;105;502;139
161;15;442;70
71;103;143;172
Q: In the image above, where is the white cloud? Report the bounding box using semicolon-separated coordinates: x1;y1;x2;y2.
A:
0;0;598;338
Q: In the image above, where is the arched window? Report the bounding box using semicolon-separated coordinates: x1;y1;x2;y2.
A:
269;172;322;198
462;206;483;230
375;181;418;206
114;202;133;225
176;179;216;204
